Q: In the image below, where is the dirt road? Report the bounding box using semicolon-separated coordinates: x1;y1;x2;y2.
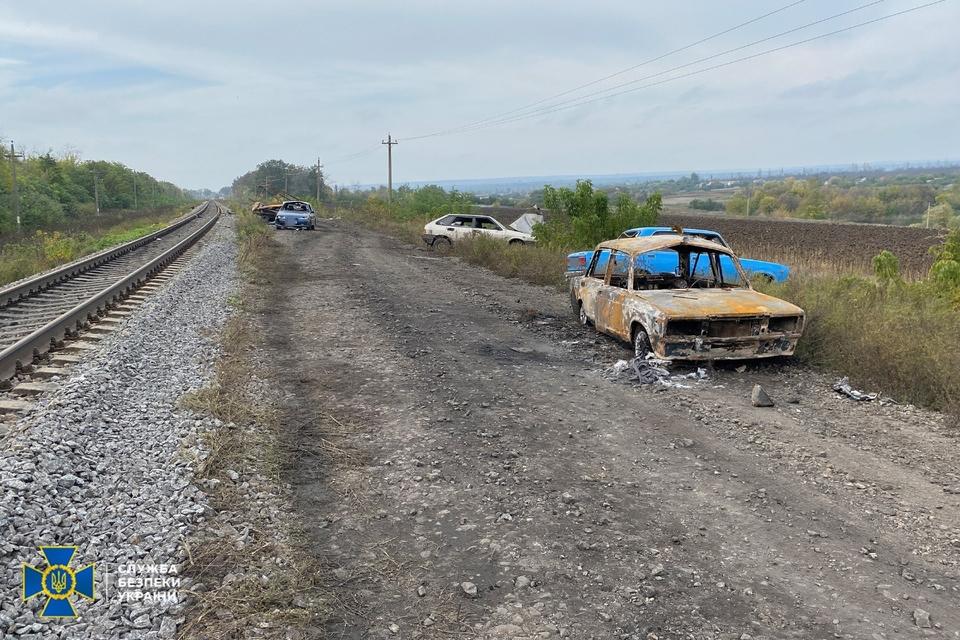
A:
254;220;959;639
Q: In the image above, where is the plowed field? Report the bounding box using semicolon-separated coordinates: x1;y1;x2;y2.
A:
662;212;947;276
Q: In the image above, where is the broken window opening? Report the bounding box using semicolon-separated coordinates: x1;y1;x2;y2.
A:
632;248;746;291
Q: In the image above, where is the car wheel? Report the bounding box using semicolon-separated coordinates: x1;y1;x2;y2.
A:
433;236;452;253
578;303;590;327
632;326;651;359
509;239;524;246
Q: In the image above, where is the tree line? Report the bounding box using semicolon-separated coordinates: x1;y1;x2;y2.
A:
725;174;960;228
0;150;192;233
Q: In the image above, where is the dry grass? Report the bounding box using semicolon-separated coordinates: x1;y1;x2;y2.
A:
761;275;960;420
450;235;567;289
177;210;331;639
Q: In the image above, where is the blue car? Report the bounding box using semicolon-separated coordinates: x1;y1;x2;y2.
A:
274;201;316;230
566;227;789;283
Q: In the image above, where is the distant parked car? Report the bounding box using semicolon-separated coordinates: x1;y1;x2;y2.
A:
570;234;804;360
422;214;535;250
274;201;316;230
566;227;790;282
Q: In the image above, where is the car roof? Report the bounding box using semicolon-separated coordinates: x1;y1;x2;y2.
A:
596;234;732;257
281;200;311;206
627;226;721;236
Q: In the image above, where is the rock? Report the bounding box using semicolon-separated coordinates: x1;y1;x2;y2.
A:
461;581;478;597
913;608;931;628
514;575;531;589
417;585;427;597
649;563;664;577
389;623;400;634
423;617;435;627
492;624;523;637
560;492;577;504
751;385;774;407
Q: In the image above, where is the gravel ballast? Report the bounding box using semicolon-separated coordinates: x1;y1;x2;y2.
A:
0;218;237;639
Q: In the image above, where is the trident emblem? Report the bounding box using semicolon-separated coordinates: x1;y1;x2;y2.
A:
22;546;95;618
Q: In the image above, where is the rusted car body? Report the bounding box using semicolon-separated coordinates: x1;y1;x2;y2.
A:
570;235;804;360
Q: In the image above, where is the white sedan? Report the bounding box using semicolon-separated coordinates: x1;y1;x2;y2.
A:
422;214;535;250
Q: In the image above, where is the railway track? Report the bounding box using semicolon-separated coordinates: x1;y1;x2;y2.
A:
0;201;223;386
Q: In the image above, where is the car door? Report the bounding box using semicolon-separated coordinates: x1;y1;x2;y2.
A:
579;249;611;322
444;216;473;241
474;216;506;240
595;250;631;339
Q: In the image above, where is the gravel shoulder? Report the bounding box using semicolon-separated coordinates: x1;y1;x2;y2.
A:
0;219;237;639
255;219;960;640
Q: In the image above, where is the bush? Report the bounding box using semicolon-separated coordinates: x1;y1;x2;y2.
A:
689;198;724;211
535;180;661;250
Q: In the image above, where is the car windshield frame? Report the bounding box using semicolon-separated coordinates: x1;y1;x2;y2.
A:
630;245;750;290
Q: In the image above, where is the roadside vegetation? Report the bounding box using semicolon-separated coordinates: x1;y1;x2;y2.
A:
0;207;187;286
761;231;960;417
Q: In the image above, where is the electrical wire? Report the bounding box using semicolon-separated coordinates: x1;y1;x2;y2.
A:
404;0;889;140
454;0;945;134
414;0;809;137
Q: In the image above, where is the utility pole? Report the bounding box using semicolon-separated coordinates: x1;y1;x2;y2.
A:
316;157;322;204
382;133;397;203
7;141;24;228
93;174;101;215
133;175;138;209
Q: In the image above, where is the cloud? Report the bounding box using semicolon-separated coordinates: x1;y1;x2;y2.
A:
0;0;956;189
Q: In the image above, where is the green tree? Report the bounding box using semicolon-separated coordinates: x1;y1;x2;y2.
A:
535;180;661;250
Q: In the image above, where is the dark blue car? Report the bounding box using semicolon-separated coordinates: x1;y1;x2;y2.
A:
566;227;789;283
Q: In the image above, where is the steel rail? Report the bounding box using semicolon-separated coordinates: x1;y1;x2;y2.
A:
0;205;221;380
0;202;211;308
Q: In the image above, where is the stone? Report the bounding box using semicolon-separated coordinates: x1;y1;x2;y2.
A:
913;608;931;628
751;385;774;407
461;581;478;597
514;575;531;589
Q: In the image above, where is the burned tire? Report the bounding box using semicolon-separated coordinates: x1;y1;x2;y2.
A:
578;303;590;327
432;236;452;253
632;325;651;359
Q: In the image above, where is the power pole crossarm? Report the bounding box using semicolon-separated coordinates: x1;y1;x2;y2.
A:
382;134;398;203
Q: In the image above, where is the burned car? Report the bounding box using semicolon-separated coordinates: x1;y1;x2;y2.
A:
570;235;804;360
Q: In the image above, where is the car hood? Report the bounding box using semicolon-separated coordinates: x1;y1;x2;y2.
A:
631;288;803;318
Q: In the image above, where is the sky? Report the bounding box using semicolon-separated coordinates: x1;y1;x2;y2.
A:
0;0;957;191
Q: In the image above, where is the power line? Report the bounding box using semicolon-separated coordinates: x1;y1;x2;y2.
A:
328;145;381;163
329;1;810;163
455;0;945;134
407;0;809;140
327;0;945;180
405;0;889;141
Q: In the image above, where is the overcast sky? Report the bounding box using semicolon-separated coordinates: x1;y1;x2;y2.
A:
0;1;957;191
